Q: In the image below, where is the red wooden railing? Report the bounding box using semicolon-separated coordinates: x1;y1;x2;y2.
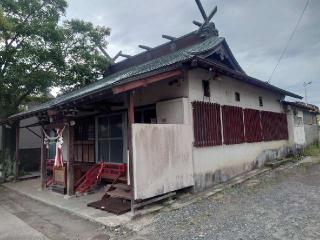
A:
74;163;127;194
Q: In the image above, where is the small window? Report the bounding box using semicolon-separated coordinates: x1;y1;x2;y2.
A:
235;92;240;102
202;80;210;97
259;96;263;107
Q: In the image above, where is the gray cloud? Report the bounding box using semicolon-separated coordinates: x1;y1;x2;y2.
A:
65;0;320;107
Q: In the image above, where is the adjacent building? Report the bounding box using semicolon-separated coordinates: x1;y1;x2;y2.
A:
284;101;319;147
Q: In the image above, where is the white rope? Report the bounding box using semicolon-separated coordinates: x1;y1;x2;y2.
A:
42;124;67;148
42;124;66;140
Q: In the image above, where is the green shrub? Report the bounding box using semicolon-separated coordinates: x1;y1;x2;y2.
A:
0;150;15;178
303;142;320;156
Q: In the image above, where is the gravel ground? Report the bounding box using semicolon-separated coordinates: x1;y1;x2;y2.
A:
2;161;319;240
129;163;320;240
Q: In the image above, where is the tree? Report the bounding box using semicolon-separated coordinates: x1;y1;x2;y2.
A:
60;19;111;92
0;0;111;119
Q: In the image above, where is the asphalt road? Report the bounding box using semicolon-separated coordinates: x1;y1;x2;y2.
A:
0;186;128;240
1;160;320;240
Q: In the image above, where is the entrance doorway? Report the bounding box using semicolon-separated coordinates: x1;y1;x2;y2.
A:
96;113;127;164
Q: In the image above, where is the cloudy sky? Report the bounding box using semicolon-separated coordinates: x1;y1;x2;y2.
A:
64;0;319;106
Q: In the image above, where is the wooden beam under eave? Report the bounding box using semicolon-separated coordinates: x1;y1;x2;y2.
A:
112;70;183;94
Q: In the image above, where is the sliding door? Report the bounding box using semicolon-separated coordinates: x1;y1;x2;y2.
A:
96;113;127;163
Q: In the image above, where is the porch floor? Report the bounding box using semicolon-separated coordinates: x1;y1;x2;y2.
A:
3;179;132;227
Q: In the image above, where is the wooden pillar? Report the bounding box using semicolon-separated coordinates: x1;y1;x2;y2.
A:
15;122;20;180
40;128;47;190
128;91;135;213
67;123;75;196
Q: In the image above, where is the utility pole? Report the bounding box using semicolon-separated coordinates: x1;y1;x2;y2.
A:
303;81;312;104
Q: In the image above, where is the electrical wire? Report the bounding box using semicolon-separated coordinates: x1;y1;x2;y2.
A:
267;0;310;83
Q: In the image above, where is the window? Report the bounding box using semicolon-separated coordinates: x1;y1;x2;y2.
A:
294;116;303;126
47;130;56;160
202;80;210;97
75;119;95;141
74;118;95;163
97;113;124;163
134;107;157;123
303;112;317;125
235;92;240;102
259;96;263;107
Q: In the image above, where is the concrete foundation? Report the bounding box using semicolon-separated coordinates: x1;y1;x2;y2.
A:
193;142;293;191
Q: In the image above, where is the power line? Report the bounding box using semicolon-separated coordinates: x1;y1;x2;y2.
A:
267;0;310;83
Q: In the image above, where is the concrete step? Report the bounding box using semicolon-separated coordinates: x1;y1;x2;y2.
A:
106;188;131;200
118;176;127;183
112;183;131;191
265;158;294;168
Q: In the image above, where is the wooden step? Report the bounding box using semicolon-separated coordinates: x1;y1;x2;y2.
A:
113;183;131;191
106;188;131;200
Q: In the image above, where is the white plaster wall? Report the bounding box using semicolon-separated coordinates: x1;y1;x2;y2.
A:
134;77;188;107
286;108;306;146
188;69;283;112
293;126;306;145
304;124;319;145
156;97;190;124
19;117;41;149
187;69;290;190
132;124;193;200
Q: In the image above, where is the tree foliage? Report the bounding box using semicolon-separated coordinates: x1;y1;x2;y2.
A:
0;0;111;118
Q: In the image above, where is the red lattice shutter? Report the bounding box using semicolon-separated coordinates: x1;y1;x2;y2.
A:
244;109;262;143
192;101;222;147
222;105;245;145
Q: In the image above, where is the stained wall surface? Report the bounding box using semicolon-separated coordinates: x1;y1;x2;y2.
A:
132;124;193;200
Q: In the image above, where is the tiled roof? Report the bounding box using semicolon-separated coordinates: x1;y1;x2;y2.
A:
10;36;224;119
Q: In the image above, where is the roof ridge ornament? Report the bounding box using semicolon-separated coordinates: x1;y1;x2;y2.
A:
193;0;219;38
112;51;132;62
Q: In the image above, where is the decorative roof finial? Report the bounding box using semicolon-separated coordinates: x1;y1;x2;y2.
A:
193;0;219;37
138;45;152;51
112;51;132;61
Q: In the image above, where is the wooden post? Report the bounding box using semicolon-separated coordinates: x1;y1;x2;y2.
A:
40;127;47;190
67;123;75;196
15;122;20;180
128;91;135;213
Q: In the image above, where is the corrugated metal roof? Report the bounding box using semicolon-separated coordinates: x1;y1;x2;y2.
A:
10;36;224;119
282;101;320;113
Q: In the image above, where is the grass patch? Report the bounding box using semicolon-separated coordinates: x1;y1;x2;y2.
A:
304;143;320;156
